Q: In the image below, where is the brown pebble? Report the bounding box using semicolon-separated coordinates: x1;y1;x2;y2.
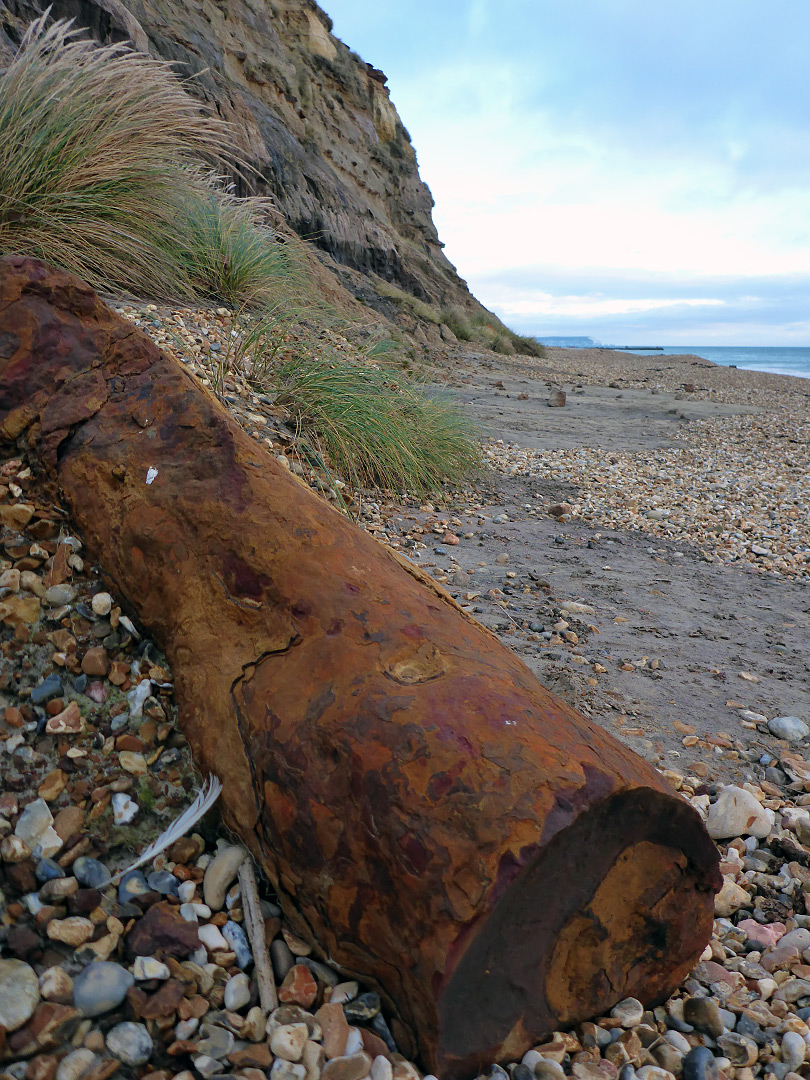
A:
316;1002;350;1060
81;647;109;677
37;769;66;803
4;705;23;727
140;978;186;1020
45;701;84;735
25;1056;57;1080
229;1044;273;1069
321;1052;373;1080
177;995;209;1020
279;964;318;1008
52;807;85;844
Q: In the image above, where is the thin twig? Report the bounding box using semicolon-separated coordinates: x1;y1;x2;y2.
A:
238;857;277;1011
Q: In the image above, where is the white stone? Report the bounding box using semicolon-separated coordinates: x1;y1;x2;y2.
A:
198;923;229;952
344;1027;364;1055
706;785;774;839
178;881;197;903
203;845;248;911
329;981;359;1004
0;959;40;1032
270;1022;309;1062
610;997;645;1027
769;716;809;743
176;1018;199;1040
15;798;63;858
715;877;752;917
56;1049;96;1080
91;592;113;617
112;792;139;825
782;1031;807;1070
133;956;170;980
371;1057;393;1080
223;971;251;1011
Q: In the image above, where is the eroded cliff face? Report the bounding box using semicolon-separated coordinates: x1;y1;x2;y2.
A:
0;0;474;316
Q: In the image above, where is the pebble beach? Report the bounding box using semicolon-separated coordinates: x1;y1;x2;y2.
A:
2;314;810;1080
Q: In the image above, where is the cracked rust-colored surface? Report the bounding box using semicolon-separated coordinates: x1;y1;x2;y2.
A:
0;257;721;1078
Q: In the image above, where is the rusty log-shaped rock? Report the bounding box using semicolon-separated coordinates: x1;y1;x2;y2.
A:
0;257;721;1078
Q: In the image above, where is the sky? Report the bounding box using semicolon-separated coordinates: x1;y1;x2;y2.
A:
323;1;810;345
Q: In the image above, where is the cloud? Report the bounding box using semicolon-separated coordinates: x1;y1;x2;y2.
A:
324;1;810;343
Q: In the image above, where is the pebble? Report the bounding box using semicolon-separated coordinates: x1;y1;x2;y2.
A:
271;1062;307;1080
91;591;113;616
112;791;139;824
683;996;724;1038
15;797;62;858
147;869;180;895
118;868;150;903
610;997;644;1027
44;583;77;606
322;1051;373;1080
72;856;109;888
0;958;40;1031
30;673;63;704
133;955;170;980
223;918;252;967
198;922;230;952
203;843;247;910
46;915;94;946
706;785;773;839
224;970;251;1010
35;856;65;882
55;1049;96;1080
271;1022;310;1061
39;965;74;1003
769;716;809;742
196;1021;235;1059
72;961;135;1016
782;1031;807;1070
106;1020;154;1065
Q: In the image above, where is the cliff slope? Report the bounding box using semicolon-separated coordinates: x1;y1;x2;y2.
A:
0;0;479;331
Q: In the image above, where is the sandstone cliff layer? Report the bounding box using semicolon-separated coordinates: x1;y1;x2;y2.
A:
0;0;476;322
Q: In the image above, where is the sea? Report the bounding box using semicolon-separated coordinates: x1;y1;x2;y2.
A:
619;346;810;381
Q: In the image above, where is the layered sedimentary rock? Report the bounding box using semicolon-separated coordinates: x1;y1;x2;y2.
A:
0;0;468;311
0;257;721;1076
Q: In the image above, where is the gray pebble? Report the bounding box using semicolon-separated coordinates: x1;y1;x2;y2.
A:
223;920;252;968
781;1031;806;1071
683;996;724;1038
72;857;109;889
0;959;40;1032
768;716;809;742
344;991;381;1022
73;961;134;1017
117;869;150;904
682;1046;718;1080
106;1021;153;1066
271;938;295;981
36;858;65;883
146;870;180;896
196;1021;235;1060
30;674;63;704
44;584;77;607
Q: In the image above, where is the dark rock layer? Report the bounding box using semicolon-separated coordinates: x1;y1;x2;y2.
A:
0;0;471;310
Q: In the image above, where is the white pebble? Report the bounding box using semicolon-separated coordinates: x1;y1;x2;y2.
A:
91;592;113;616
198;923;229;952
132;956;169;981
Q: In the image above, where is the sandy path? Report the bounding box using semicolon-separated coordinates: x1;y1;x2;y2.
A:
376;347;810;786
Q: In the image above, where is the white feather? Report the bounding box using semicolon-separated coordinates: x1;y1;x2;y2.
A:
101;774;223;886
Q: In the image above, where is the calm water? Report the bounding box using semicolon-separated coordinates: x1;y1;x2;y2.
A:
622;346;810;381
